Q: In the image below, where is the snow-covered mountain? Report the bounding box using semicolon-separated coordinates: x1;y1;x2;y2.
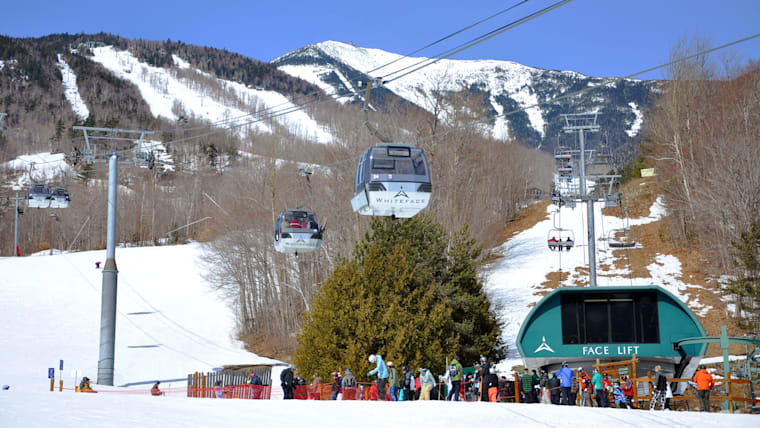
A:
274;41;659;153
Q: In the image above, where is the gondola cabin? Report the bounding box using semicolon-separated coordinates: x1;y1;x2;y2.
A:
274;210;323;254
27;183;51;208
50;188;71;209
351;144;431;218
517;286;706;388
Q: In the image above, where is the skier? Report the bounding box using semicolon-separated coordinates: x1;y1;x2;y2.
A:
649;365;667;410
78;377;96;393
548;372;560;404
401;365;415;401
280;365;295;399
487;367;500;402
419;368;435;400
151;381;162;396
612;381;632;408
557;362;573;404
591;368;606;407
310;373;322;400
478;356;490;401
342;368;357;399
579;368;593;407
521;367;536;403
693;365;714;412
329;371;342;400
539;369;550;404
387;361;400;401
367;354;389;401
447;356;463;401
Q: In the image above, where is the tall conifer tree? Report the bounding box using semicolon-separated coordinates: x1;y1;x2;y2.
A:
294;214;504;380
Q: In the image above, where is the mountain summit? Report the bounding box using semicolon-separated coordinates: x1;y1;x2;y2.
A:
274;40;658;157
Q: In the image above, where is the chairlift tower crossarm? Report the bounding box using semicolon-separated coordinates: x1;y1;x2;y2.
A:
73;126;155;166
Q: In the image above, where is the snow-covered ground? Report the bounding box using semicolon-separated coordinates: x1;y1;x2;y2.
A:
484;197;716;371
88;46;333;144
4;152;72;190
1;389;755;427
0;243;280;395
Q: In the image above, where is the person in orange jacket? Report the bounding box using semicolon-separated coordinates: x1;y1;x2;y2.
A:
693;365;714;412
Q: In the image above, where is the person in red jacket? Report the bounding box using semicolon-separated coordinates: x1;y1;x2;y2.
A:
621;375;635;408
693;365;714;412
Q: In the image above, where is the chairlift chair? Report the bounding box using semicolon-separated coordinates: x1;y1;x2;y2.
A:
547;228;575;251
49;187;71;209
604;192;622;208
26;183;51;208
351;144;432;218
607;228;636;248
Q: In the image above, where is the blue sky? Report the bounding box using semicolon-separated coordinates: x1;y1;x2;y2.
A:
3;0;758;79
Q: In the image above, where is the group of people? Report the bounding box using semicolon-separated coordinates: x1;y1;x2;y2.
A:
548;236;573;251
517;362;716;412
277;356;717;411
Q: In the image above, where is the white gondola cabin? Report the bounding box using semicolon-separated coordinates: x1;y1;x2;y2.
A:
50;188;71;209
27;183;51;208
274;210;323;255
351;144;431;218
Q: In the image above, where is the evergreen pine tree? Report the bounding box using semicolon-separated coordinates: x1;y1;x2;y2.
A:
727;218;760;333
294;214;504;380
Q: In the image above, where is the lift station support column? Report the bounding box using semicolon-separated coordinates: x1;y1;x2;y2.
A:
98;153;119;385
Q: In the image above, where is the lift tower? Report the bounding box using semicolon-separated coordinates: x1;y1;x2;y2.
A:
562;113;600;287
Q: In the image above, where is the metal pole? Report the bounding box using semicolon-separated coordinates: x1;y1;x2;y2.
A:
98;153;119;385
14;191;20;256
578;130;597;287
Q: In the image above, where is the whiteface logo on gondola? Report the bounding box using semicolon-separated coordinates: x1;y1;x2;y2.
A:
534;336;554;353
394;189;409;199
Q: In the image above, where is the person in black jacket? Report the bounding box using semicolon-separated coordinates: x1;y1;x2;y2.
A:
549;372;561;404
330;371;342;400
650;365;667;410
402;365;415;401
280;366;294;399
478;356;490;402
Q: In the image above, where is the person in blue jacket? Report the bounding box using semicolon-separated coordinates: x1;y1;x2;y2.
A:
557;362;574;405
367;354;389;400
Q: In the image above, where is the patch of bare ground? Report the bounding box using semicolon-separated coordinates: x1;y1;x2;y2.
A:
497;177;746;358
241;332;295;362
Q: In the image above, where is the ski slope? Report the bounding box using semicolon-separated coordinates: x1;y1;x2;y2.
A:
0;243;281;394
87;46;333;144
484;197;717;371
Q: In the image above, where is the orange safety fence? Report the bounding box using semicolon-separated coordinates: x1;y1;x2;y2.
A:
187;383;271;399
65;386;191;396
